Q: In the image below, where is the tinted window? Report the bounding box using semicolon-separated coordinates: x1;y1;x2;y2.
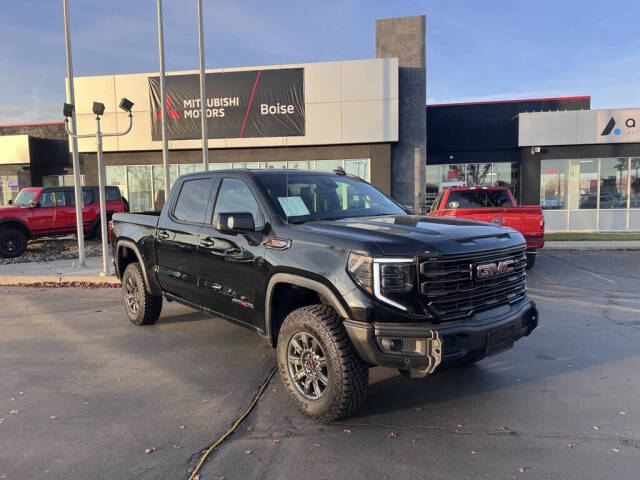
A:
446;190;513;209
52;191;67;206
106;187;120;201
39;192;55;207
83;190;94;204
213;179;261;225
173;178;213;223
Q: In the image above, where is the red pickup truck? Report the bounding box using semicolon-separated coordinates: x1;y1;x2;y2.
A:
0;186;127;258
429;186;544;269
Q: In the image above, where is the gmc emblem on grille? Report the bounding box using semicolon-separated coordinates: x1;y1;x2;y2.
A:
475;259;515;279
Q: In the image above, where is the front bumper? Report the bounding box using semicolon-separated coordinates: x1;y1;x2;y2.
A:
343;297;538;375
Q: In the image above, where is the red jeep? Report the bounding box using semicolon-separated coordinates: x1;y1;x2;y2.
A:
429;186;544;269
0;186;127;258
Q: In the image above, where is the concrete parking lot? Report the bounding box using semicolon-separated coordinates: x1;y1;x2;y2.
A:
1;251;639;479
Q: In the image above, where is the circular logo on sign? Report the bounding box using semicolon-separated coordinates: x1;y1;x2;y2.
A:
448;201;459;209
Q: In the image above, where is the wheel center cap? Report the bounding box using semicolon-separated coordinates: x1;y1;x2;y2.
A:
302;351;317;377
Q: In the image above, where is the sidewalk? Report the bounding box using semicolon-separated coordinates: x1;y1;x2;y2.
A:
544;240;640;250
0;256;120;286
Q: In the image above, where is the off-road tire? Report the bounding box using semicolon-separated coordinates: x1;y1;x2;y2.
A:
526;253;536;270
122;262;162;325
277;304;369;423
0;227;27;258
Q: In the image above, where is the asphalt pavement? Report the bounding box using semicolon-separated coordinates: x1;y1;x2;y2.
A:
1;251;639;479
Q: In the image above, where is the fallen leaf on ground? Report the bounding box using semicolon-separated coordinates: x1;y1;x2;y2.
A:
144;447;156;454
245;450;252;455
49;416;58;420
173;444;182;449
10;410;19;415
272;439;280;444
312;443;321;447
19;392;24;396
388;432;397;439
471;450;478;455
568;442;577;448
180;425;185;430
413;407;422;412
344;428;351;434
612;448;620;453
619;411;627;415
593;425;600;430
518;466;530;473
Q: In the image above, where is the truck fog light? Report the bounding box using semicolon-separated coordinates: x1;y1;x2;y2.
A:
379;337;420;355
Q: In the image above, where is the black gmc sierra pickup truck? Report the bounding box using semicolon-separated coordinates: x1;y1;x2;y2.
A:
111;169;538;422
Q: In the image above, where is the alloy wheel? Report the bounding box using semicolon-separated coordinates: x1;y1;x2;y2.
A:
287;331;328;400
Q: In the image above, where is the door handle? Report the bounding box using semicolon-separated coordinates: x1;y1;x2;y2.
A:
158;230;170;240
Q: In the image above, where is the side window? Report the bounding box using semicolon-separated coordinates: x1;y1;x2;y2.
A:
83;190;94;205
106;188;120;201
52;191;67;207
213;178;261;225
430;192;443;212
172;178;213;223
39;192;54;207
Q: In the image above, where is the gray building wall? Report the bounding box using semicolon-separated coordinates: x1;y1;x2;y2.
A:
376;15;426;205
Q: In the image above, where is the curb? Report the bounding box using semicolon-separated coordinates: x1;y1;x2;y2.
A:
0;275;120;287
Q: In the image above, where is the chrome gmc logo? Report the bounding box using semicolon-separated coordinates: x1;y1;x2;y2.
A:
475;259;515;279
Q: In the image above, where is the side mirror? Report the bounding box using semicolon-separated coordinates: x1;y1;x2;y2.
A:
7;199;12;205
215;212;255;234
30;200;40;208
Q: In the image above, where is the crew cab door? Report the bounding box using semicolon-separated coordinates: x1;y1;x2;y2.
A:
29;191;58;233
196;176;267;329
155;176;216;305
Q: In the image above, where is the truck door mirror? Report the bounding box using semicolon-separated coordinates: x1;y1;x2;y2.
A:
30;200;40;208
215;212;255;234
7;199;12;205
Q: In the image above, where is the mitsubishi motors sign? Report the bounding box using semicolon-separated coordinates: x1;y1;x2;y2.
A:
149;68;305;140
597;109;640;143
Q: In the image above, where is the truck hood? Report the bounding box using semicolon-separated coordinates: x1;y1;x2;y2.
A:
0;206;28;216
300;214;525;256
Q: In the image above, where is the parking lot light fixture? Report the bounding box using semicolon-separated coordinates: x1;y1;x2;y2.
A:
63;99;135;277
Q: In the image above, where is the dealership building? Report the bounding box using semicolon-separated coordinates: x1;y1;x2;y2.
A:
1;14;639;232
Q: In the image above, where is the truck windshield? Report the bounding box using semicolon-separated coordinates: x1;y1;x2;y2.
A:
13;190;38;206
446;189;513;209
255;173;406;222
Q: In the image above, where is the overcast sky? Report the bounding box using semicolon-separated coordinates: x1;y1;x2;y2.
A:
1;0;639;124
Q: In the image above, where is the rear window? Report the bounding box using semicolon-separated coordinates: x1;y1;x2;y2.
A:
446;189;513;209
173;178;212;223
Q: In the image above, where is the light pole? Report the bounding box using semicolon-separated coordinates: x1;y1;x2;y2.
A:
197;0;208;170
63;98;134;276
62;0;85;267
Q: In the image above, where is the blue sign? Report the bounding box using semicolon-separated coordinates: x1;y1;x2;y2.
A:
7;181;18;189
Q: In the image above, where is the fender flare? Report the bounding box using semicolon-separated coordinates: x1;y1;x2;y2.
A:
115;240;154;294
0;218;31;236
264;272;350;345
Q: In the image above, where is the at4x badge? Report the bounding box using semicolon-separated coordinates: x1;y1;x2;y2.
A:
232;298;255;309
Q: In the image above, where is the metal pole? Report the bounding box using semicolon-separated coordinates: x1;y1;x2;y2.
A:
197;0;208;170
156;0;170;200
414;147;425;215
95;116;109;276
63;0;86;267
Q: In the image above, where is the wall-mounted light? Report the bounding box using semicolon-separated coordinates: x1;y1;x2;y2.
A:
531;146;541;154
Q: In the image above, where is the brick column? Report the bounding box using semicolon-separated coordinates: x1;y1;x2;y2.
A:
376;15;426;206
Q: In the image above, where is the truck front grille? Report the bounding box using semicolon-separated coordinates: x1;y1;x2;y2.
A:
419;245;527;321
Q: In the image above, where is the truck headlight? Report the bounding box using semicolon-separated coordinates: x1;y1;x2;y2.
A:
348;254;416;311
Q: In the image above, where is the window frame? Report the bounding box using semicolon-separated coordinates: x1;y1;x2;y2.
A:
169;176;216;226
209;175;265;229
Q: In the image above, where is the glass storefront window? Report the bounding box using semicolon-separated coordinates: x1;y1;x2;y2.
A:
152;165;179;211
345;159;369;180
440;164;465;185
127;165;153;212
261;161;287;169
288;161;312;170
179;164;204;176
209;163;232;170
599;158;628;209
631;158;640;208
106;166;128;204
315;160;344;172
466;164;493;186
540;160;569;209
568;159;598;209
0;176;19;206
